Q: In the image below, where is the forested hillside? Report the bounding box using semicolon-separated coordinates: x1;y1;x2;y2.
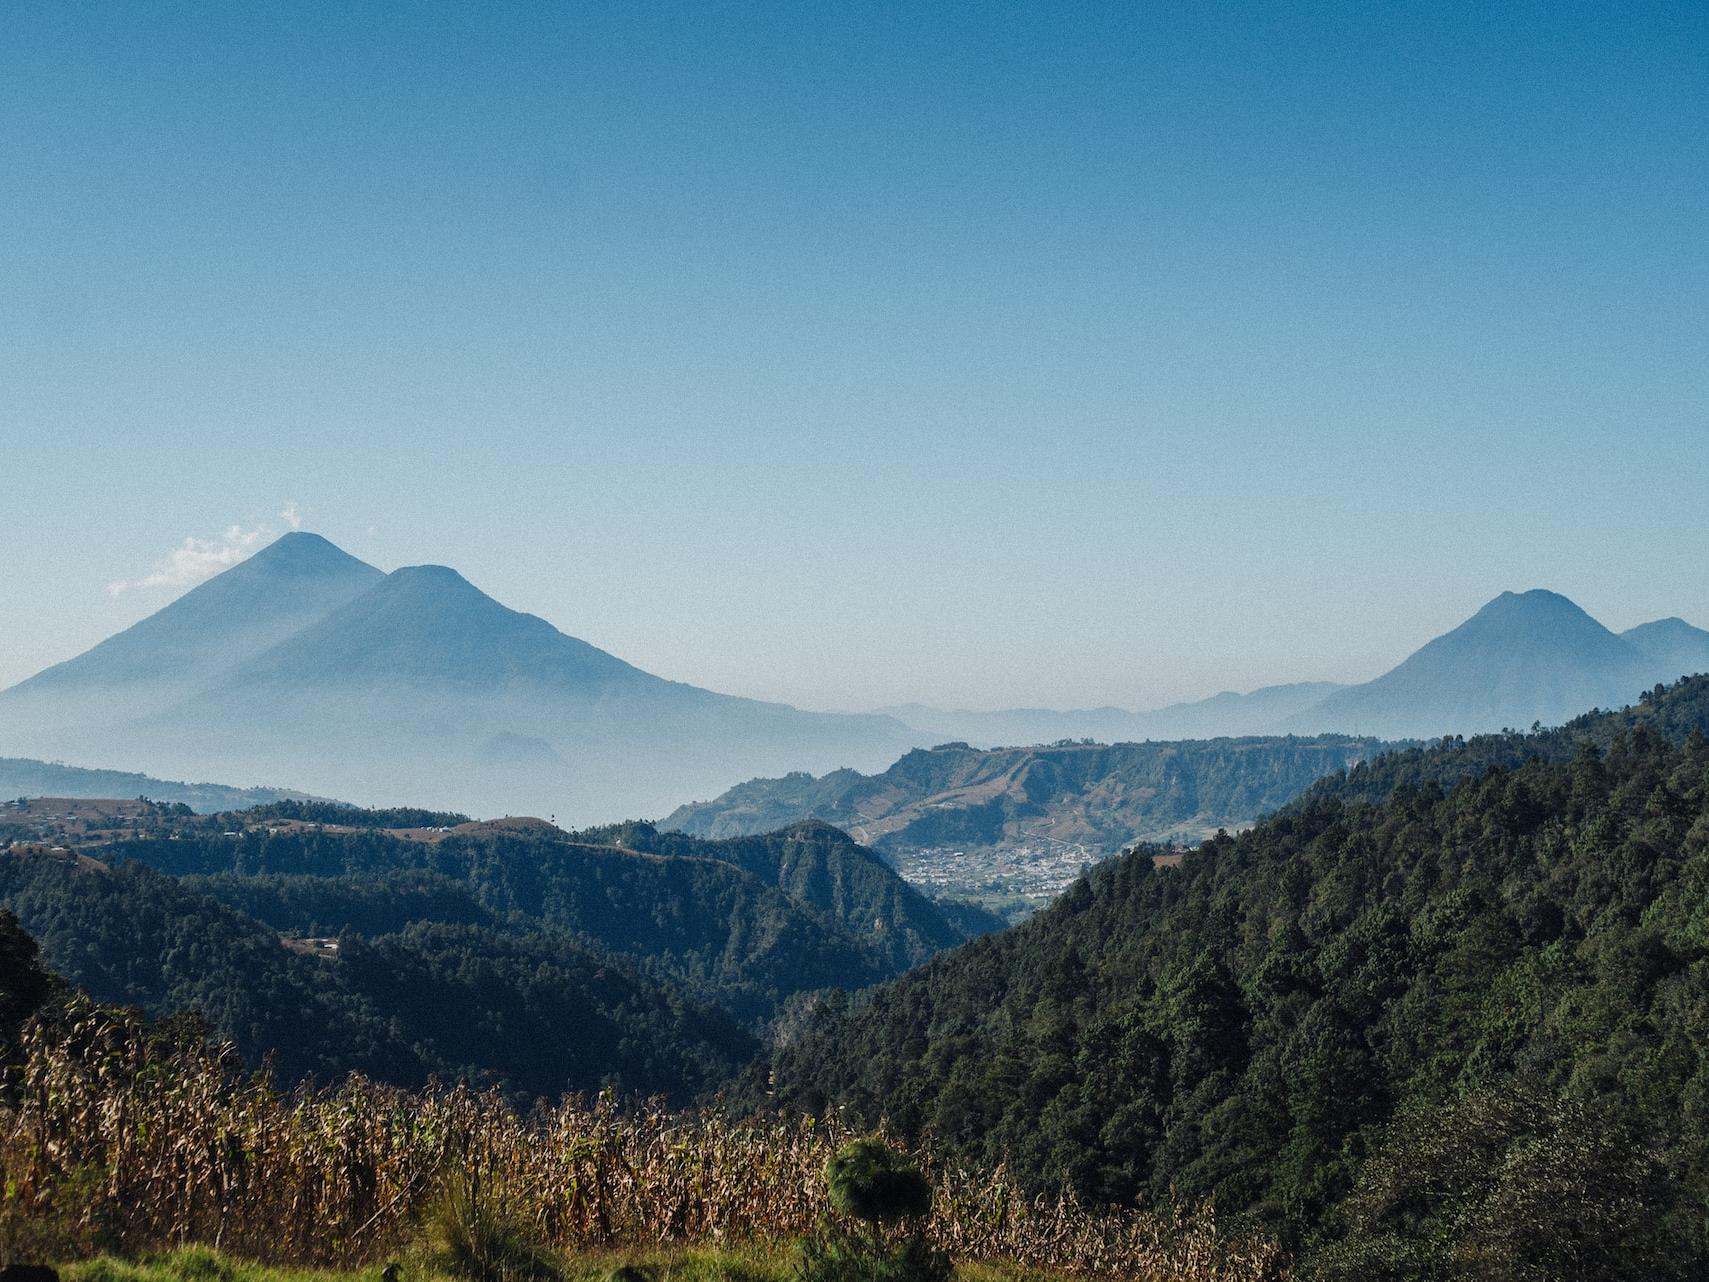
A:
0;809;993;1099
0;849;753;1101
579;819;1003;968
0;907;58;1054
749;675;1709;1277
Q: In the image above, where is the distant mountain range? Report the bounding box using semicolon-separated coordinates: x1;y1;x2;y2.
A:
5;534;1705;822
666;736;1385;850
877;682;1346;747
887;591;1709;746
0;532;916;824
663;734;1386;917
1281;591;1709;739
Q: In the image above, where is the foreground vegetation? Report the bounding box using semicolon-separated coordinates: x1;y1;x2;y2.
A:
57;1245;1134;1282
0;988;1280;1281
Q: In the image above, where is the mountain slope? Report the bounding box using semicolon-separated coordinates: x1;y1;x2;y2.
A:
0;757;325;811
213;563;656;695
0;532;382;726
746;674;1709;1273
1286;590;1656;738
156;561;914;820
582;819;1004;969
1622;617;1709;682
0;850;752;1101
60;808;991;1027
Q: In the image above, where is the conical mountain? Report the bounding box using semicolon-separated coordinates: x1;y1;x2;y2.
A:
0;532;382;725
1621;617;1709;684
1285;590;1654;738
218;562;654;695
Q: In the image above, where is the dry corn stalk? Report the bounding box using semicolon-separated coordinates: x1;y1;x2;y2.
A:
0;1003;1283;1280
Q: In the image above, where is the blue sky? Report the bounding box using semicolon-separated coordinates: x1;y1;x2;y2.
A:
3;1;1705;710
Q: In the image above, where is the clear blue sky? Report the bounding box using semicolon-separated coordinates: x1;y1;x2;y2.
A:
3;2;1705;710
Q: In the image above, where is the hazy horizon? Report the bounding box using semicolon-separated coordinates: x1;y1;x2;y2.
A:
5;527;1704;720
5;3;1706;710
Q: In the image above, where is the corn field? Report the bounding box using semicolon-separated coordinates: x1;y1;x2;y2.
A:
1;1004;1283;1280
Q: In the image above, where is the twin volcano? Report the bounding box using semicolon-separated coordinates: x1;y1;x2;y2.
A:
0;533;914;823
1283;589;1709;739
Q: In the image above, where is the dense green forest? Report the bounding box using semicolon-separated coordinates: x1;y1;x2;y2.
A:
83;818;988;1021
0;851;752;1100
576;820;1001;970
749;676;1709;1278
0;814;994;1099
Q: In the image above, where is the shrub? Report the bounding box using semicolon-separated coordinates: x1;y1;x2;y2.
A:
795;1228;950;1282
824;1139;932;1229
422;1178;559;1282
799;1139;947;1282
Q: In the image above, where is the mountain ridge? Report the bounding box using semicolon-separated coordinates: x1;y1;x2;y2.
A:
663;734;1388;914
881;592;1709;746
881;681;1347;746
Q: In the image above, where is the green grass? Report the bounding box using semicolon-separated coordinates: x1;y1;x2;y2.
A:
62;1248;389;1282
58;1248;788;1282
59;1247;1076;1282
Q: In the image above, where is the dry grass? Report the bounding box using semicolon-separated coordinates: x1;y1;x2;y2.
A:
2;1003;1283;1281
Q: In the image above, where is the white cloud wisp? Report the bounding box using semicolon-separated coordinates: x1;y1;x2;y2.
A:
107;522;275;596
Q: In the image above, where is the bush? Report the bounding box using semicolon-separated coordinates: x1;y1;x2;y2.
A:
824;1138;932;1228
422;1178;560;1282
798;1139;947;1282
795;1228;950;1282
